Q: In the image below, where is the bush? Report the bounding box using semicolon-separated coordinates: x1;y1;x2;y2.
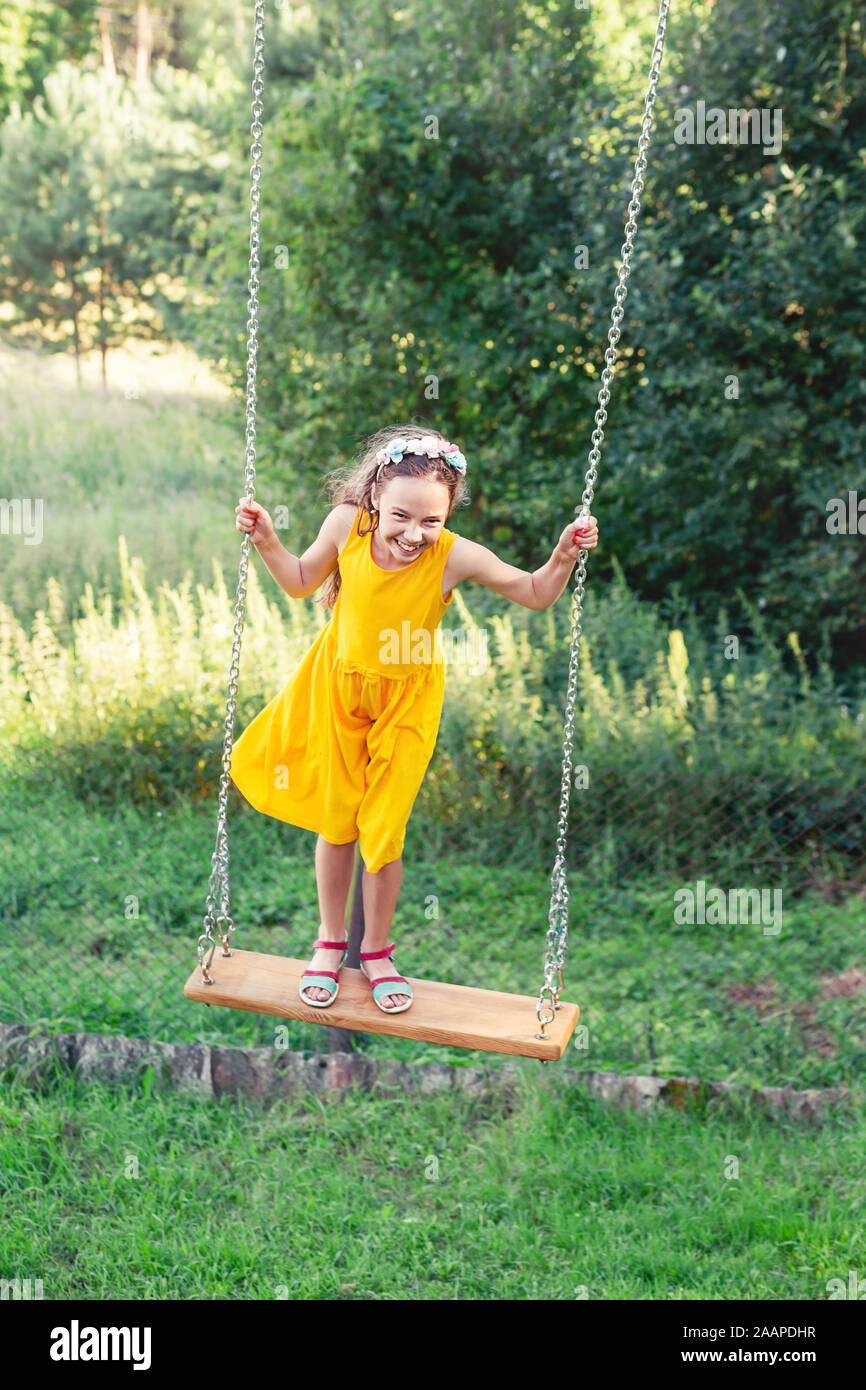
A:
2;540;864;886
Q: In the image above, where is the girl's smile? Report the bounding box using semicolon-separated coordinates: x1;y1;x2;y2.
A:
370;520;432;568
390;535;425;558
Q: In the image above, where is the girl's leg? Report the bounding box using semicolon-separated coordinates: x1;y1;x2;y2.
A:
360;855;408;1010
301;834;357;1004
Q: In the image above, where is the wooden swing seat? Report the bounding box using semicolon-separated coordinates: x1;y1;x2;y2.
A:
183;948;579;1061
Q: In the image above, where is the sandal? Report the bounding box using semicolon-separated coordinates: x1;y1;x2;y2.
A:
298;938;349;1008
359;943;414;1014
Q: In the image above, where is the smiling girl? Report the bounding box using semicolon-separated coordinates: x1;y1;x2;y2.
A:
231;425;598;1015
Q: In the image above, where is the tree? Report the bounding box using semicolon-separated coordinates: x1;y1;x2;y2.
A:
180;0;865;677
0;0;97;123
0;58;226;384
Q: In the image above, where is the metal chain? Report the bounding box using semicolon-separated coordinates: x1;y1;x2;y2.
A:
197;0;266;984
536;0;671;1036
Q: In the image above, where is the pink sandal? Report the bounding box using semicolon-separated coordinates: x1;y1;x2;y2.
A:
359;944;414;1014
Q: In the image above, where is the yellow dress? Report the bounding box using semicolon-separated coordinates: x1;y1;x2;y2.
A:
229;505;459;873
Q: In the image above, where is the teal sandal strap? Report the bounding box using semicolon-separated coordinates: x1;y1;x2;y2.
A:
372;978;412;1003
301;973;338;995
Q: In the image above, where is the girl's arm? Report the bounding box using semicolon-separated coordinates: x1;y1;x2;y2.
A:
236;499;355;598
448;516;599;610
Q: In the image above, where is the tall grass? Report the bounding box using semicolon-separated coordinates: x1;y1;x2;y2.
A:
2;537;863;879
0;342;240;632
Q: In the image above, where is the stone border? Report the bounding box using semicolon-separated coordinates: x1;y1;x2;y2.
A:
0;1023;854;1123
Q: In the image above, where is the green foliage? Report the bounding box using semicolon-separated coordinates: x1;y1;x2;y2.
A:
604;0;866;673
1;540;863;885
0;58;228;370
177;0;866;678
0;0;95;123
3;0;864;669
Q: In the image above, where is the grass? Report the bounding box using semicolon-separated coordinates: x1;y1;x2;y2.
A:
2;339;864;1302
2;779;864;1089
0;340;240;633
0;1064;863;1299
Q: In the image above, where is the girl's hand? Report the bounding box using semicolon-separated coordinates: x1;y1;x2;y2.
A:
235;496;275;547
557;514;599;560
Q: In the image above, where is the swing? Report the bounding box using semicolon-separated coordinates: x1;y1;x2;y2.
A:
183;0;671;1062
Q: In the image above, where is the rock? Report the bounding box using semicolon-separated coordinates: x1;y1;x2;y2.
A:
0;1022;855;1122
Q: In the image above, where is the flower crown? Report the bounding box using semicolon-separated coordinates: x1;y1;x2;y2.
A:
375;434;467;476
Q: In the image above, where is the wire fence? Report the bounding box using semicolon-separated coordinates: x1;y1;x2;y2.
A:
562;769;865;892
1;753;862;1079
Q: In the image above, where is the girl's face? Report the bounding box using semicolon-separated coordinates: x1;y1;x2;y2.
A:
371;475;451;564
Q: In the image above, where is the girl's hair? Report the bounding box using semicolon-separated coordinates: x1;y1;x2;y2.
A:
315;422;470;610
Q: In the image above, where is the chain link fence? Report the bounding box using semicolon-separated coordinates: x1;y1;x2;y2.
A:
1;750;862;1075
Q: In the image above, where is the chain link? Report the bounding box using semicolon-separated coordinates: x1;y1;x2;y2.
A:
536;0;671;1035
198;0;266;984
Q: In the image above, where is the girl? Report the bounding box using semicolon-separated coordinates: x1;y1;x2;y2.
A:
231;425;598;1015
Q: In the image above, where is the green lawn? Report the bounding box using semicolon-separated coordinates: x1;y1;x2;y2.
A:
0;1063;862;1300
2;779;864;1089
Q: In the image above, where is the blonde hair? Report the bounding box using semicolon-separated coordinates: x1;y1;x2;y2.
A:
315;422;470;609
